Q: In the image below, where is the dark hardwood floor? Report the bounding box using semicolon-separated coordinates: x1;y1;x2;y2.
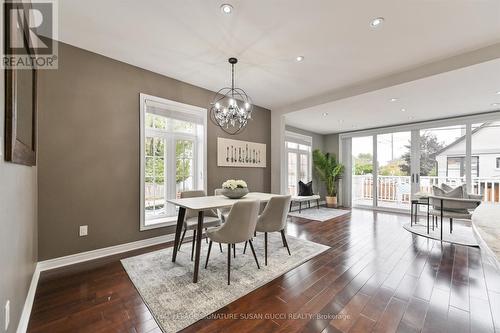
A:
27;209;500;333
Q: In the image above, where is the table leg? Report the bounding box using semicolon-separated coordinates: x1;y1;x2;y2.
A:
193;210;204;283
410;202;413;226
427;202;430;234
172;207;186;262
440;199;443;240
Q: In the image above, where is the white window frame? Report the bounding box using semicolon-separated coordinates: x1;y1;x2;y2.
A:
284;131;313;196
140;93;207;231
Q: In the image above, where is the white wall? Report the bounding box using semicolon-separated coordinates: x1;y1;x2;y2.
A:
437;121;500;178
0;3;38;329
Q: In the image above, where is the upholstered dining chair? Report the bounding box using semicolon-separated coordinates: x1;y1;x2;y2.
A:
205;200;261;285
178;190;222;260
253;195;292;266
214;188;231;222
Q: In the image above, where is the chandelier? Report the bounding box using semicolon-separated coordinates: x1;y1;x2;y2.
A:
209;57;252;135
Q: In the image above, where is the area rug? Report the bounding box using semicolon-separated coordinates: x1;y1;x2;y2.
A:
288;207;350;222
403;220;478;247
121;232;329;332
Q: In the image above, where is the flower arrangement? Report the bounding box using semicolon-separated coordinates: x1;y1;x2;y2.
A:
222;179;248;190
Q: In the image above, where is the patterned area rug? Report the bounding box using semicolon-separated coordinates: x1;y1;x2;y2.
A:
403;220;478;247
121;232;329;332
288;207;351;222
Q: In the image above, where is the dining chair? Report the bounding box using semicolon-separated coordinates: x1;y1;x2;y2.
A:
214;188;231;222
178;190;222;260
253;195;292;266
205;200;261;285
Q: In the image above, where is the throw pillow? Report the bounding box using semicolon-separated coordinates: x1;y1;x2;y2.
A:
432;185;469;214
298;180;313;196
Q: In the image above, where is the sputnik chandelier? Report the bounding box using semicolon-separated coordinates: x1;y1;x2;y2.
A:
209;57;252;135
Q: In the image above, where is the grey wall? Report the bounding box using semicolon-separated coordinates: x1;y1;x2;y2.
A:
285;125;325;196
37;42;270;260
0;36;38;333
324;133;340;157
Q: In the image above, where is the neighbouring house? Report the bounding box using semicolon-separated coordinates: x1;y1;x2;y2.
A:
436;122;500;179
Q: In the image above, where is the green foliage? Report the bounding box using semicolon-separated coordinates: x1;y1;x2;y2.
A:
312;150;344;197
379;159;408;176
353;153;373;175
176;140;192;184
400;133;444;176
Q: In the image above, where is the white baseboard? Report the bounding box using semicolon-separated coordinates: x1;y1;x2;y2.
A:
16;265;40;333
16;233;175;333
37;233;175;271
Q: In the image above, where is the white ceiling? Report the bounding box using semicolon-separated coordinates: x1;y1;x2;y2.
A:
58;0;500;113
285;59;500;134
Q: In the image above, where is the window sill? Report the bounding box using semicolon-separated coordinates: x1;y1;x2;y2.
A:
141;216;178;231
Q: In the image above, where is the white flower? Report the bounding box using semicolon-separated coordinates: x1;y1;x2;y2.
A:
222;179;247;189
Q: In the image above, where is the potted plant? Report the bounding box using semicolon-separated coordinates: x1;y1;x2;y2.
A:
312;149;344;207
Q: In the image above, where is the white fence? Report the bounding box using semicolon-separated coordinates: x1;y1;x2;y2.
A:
353;175;500;207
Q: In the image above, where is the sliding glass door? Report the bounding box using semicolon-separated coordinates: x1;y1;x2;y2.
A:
376;131;412;210
346;114;500;212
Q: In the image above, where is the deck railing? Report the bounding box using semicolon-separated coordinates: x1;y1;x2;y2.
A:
353;175;500;207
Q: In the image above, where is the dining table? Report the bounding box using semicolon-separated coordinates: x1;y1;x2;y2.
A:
168;192;281;283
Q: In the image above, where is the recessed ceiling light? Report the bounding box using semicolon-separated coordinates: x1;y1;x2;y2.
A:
496;91;500;95
401;108;406;112
390;98;398;102
322;112;328;116
296;56;304;62
220;4;233;14
370;17;384;28
492;103;500;107
408;116;414;120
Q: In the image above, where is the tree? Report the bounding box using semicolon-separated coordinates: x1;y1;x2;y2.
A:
400;133;444;176
176;141;192;184
379;159;407;176
353;153;373;175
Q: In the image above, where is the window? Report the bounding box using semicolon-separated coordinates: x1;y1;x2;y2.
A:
285;131;312;195
497;157;500;169
446;156;479;177
140;94;206;230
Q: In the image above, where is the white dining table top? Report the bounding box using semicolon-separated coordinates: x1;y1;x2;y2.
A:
167;192;280;210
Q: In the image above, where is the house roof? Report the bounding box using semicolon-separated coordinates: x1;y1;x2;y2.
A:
434;122;489;156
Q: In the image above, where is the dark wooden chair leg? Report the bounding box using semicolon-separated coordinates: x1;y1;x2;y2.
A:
191;229;196;261
233;243;236;258
178;228;186;251
410;202;413;226
264;232;268;266
317;199;320;209
227;243;231;285
205;228;208;243
219;243;223;252
248;239;260;269
205;241;212;269
243;241;248;254
289;201;293;212
280;230;291;255
299;202;302;213
308;201;310;209
450;218;453;233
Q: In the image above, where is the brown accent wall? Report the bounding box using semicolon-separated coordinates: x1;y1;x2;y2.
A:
37;42;271;260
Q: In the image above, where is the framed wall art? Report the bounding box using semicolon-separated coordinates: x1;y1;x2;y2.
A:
217;137;266;168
